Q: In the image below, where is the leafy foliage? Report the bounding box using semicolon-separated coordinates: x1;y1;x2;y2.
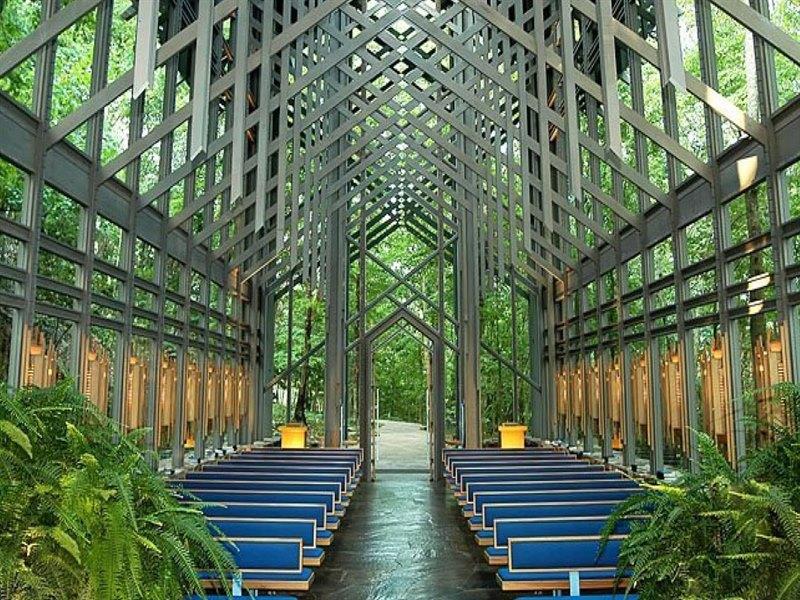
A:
0;382;235;600
603;393;800;600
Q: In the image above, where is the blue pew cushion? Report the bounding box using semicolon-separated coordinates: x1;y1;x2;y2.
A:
474;530;493;545
188;596;297;600
494;519;631;547
211;518;317;547
516;596;637;600
498;568;627;581
508;538;622;570
304;546;325;565
484;546;508;565
198;568;314;590
221;539;303;570
496;568;628;592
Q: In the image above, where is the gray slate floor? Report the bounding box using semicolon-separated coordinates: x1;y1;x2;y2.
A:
306;472;513;599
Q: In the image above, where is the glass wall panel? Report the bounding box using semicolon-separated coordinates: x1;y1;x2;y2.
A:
696;328;735;462
205;353;221;455
30;314;76;387
158;343;178;468
736;311;784;456
725;183;769;247
658;333;687;469
87;326;118;418
0;306;15;384
629;340;651;465
125;336;152;433
183;348;201;466
0;155;26;223
0;0;40;109
590;353;604;457
604;351;624;458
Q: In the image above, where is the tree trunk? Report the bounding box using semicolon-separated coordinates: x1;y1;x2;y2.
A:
743;32;767;443
293;289;317;424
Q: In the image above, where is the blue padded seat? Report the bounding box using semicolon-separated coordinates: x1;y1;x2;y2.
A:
209;518;324;566
470;489;639;517
199;502;328;529
457;470;623;492
496;538;627;592
478;501;624;531
198;539;314;592
202;463;354;479
446;453;576;472
442;448;576;468
317;529;334;546
453;465;604;488
516;596;638;599
494;518;631;547
237;449;359;461
186;594;297;600
474;530;493;545
184;471;349;492
497;569;627;592
450;460;583;475
484;545;508;564
180;489;339;515
484;519;631;565
210;517;317;543
174;480;344;503
462;479;639;502
246;448;361;461
303;546;325;566
220;458;355;477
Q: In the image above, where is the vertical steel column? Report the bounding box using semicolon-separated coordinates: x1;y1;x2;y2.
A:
323;7;348;448
431;337;445;481
324;205;347;447
529;291;545;438
357;215;370;477
261;285;276;441
459;207;481;447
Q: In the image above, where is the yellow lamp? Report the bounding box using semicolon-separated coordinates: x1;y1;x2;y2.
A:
278;423;308;448
498;423;527;449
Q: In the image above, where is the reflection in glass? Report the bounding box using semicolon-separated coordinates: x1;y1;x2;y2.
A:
604;354;624;453
30;315;76;386
698;331;734;463
586;353;603;455
630;342;651;462
205;356;221;455
183;350;201;465
125;337;152;432
86;327;118;417
659;335;687;468
158;345;178;464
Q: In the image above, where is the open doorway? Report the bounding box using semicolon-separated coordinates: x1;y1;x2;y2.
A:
372;323;431;472
358;309;446;481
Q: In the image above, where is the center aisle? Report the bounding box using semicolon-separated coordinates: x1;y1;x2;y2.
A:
308;472;509;599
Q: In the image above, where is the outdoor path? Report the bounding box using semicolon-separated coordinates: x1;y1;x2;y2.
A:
307;472;511;599
376;419;429;471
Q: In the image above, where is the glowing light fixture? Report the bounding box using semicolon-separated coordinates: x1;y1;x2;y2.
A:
498;423;527;449
279;423;308;448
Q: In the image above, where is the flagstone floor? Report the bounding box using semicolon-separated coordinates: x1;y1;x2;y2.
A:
307;471;512;599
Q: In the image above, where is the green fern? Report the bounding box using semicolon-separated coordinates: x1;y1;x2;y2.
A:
0;381;236;599
603;427;800;600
